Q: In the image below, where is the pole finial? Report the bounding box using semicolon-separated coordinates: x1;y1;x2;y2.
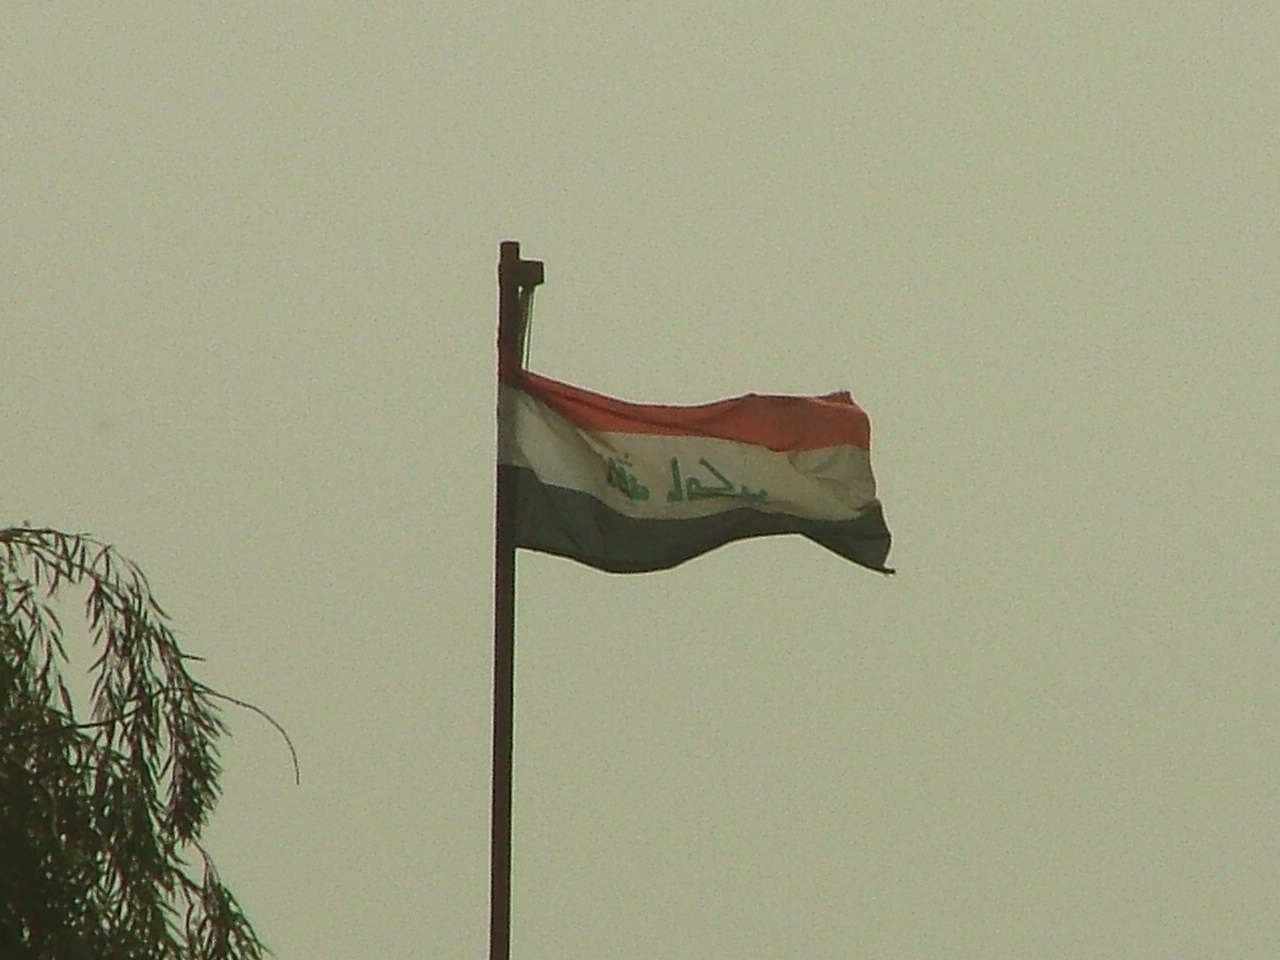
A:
498;240;544;291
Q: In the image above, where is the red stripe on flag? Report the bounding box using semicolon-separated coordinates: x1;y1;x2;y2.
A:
505;365;871;453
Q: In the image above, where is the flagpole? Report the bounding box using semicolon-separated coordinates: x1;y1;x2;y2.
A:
491;239;543;960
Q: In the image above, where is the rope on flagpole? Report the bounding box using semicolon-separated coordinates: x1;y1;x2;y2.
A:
520;286;536;371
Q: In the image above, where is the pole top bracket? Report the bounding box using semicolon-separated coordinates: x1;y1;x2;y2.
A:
499;239;544;290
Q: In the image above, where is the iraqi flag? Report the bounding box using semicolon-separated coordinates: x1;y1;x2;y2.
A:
498;365;893;574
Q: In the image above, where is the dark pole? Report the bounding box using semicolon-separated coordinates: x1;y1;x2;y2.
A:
491;240;543;960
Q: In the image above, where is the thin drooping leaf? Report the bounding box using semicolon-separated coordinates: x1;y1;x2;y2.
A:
0;526;277;959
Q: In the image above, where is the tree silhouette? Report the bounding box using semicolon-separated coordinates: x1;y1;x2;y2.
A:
0;526;285;959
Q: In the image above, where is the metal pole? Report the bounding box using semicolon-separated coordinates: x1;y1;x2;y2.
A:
490;240;542;960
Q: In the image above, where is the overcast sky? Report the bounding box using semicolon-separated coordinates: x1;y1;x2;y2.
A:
4;4;1279;958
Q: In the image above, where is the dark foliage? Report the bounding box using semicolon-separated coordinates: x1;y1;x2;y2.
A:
0;527;271;959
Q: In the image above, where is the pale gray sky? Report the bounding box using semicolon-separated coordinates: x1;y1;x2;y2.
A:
4;4;1278;958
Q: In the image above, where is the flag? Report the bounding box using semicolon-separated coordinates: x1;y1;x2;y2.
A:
498;365;892;574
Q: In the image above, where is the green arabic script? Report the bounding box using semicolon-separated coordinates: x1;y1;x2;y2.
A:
605;456;650;501
666;457;767;504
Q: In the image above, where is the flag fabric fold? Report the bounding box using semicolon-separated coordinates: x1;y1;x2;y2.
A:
498;365;892;574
